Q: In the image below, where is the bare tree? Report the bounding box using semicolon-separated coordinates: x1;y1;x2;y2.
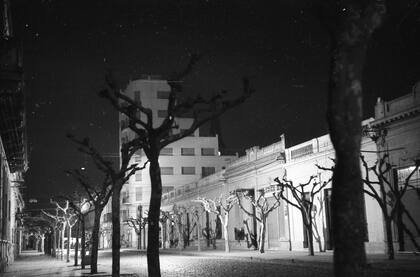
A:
65;170;113;273
235;188;281;253
60;194;91;268
274;175;329;256
315;0;387;274
42;208;65;259
99;55;253;276
50;200;78;263
124;207;147;250
67;135;147;276
194;194;236;252
23;216;53;253
361;154;420;259
160;210;173;249
312;195;327;252
160;205;186;250
189;205;204;252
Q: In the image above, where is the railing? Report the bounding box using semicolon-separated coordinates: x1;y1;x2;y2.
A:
161;171;225;205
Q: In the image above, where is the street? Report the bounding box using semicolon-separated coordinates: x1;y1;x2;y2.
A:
4;249;420;277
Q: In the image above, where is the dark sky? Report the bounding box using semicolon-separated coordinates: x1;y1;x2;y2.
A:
11;0;420;198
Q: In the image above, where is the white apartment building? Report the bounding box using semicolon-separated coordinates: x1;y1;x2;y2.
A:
100;76;236;248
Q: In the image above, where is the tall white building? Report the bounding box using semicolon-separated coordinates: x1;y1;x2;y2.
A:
101;76;236;248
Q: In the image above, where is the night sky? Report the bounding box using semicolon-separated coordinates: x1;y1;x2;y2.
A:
10;0;420;198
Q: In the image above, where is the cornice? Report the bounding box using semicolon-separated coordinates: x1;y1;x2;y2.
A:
371;106;420;128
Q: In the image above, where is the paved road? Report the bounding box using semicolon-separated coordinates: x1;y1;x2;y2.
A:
3;249;420;277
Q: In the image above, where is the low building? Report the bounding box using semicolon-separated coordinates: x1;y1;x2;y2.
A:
160;89;420;254
370;85;420;251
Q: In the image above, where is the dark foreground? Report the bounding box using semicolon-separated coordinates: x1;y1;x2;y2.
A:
3;249;420;277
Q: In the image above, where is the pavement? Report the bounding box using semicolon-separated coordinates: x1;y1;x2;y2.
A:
2;248;420;277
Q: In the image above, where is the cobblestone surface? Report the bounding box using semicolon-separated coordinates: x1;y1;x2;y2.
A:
3;249;420;277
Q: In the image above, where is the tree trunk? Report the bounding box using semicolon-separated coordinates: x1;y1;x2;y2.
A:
67;223;71;262
186;213;190;247
74;220;80;266
143;227;146;250
52;228;56;257
91;209;103;273
61;228;65;260
81;216;86;269
138;231;141;250
147;156;163;277
307;222;315;256
223;214;229;253
177;221;184;250
259;219;266;254
197;215;201;252
206;211;210;247
326;2;385;275
396;199;405;251
112;185;122;277
384;216;394;260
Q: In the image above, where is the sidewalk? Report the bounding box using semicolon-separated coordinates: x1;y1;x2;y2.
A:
3;248;420;276
157;247;420;272
2;250;90;277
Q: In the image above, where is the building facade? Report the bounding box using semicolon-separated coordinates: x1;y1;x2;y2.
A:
100;76;237;248
1;0;28;270
370;86;420;251
161;125;386;253
160;90;420;254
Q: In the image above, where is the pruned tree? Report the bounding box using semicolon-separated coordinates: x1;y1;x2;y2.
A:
99;54;253;277
315;0;387;275
42;208;65;259
361;154;420;259
124;207;147;250
194;194;236;252
50;200;78;263
67;135;147;277
65;170;113;273
59;194;92;268
160;210;173;249
243;218;258;250
23;216;52;253
235;188;281;253
274;175;329;256
189;205;204;252
160;205;186;250
311;195;327;252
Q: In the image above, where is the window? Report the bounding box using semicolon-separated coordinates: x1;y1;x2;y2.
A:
121;210;129;221
135;187;142;201
161;167;174;175
104;212;112;222
135;171;142;181
201;148;215;156
181;148;195;156
134;90;141;102
161;147;173;156
202;167;216;177
291;144;313;160
157;110;168;118
182;166;195;175
157;90;170;99
122;191;129;203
